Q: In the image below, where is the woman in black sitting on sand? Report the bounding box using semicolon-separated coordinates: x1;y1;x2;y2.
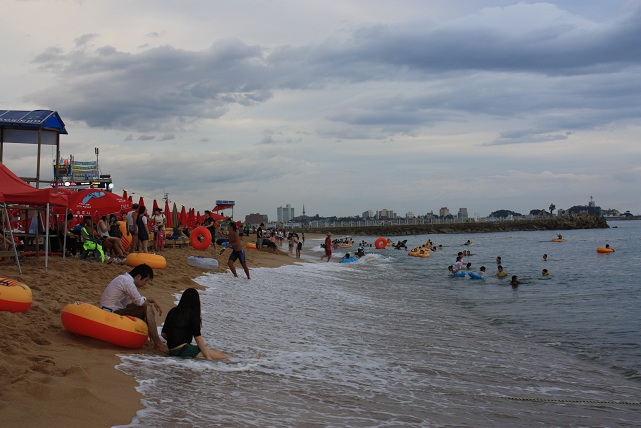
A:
161;288;230;360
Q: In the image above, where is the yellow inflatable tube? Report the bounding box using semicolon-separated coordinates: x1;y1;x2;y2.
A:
126;253;167;269
61;302;148;348
0;277;33;313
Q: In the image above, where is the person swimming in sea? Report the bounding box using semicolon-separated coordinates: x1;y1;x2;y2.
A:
496;256;502;264
510;275;520;288
543;254;548;261
542;269;549;276
496;265;507;278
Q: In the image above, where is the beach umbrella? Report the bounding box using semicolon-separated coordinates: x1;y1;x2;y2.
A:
152;199;159;212
138;196;145;209
122;190;128;200
128;195;133;203
164;200;172;227
179;205;187;226
187;208;195;228
67;189;131;219
196;211;204;225
171;203;180;228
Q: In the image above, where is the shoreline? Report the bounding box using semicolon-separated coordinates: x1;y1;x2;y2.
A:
0;235;318;427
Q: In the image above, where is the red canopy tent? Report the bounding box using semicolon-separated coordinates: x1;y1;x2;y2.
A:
65;189;131;220
0;162;70;272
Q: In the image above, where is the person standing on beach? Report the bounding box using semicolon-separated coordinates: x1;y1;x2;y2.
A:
256;223;264;250
203;210;217;252
126;203;139;253
161;288;230;359
99;264;168;353
150;207;166;250
295;236;302;259
227;221;250;279
137;205;150;253
321;233;332;262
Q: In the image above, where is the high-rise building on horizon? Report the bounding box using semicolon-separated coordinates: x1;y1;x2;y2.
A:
277;204;295;223
377;208;395;219
439;207;450;217
458;208;468;219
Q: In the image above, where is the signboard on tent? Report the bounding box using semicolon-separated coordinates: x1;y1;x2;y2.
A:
213;200;235;211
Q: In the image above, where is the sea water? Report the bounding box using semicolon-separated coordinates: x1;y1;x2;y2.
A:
116;221;641;427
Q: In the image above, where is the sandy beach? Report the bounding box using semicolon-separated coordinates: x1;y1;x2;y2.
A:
0;236;315;427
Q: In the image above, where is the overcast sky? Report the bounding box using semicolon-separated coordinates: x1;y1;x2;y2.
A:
2;0;640;219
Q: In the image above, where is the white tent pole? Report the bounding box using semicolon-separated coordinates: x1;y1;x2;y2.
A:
2;205;21;274
45;203;50;269
63;208;68;260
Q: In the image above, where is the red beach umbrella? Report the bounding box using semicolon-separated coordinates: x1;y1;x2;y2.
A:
187;208;195;228
152;199;159;212
196;211;204;225
179;205;187;226
138;196;145;209
67;189;132;219
164;200;172;227
122;190;128;200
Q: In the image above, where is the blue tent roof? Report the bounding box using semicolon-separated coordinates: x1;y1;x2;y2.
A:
0;110;68;134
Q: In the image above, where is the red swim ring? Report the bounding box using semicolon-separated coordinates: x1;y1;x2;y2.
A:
190;226;212;251
375;237;387;249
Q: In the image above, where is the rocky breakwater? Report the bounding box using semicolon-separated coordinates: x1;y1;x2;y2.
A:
304;215;608;237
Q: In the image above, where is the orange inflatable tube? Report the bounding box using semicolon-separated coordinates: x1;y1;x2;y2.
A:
118;221;132;251
126;253;167;269
596;247;614;253
61;302;148;348
190;226;212;250
0;277;32;313
375;237;387;249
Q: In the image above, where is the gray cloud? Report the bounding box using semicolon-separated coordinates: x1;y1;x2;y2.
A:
25;2;641;147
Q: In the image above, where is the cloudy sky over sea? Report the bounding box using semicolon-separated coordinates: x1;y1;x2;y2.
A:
2;0;640;219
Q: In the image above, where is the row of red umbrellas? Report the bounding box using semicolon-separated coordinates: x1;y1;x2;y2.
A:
121;190;210;228
53;188;219;228
8;188;223;229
